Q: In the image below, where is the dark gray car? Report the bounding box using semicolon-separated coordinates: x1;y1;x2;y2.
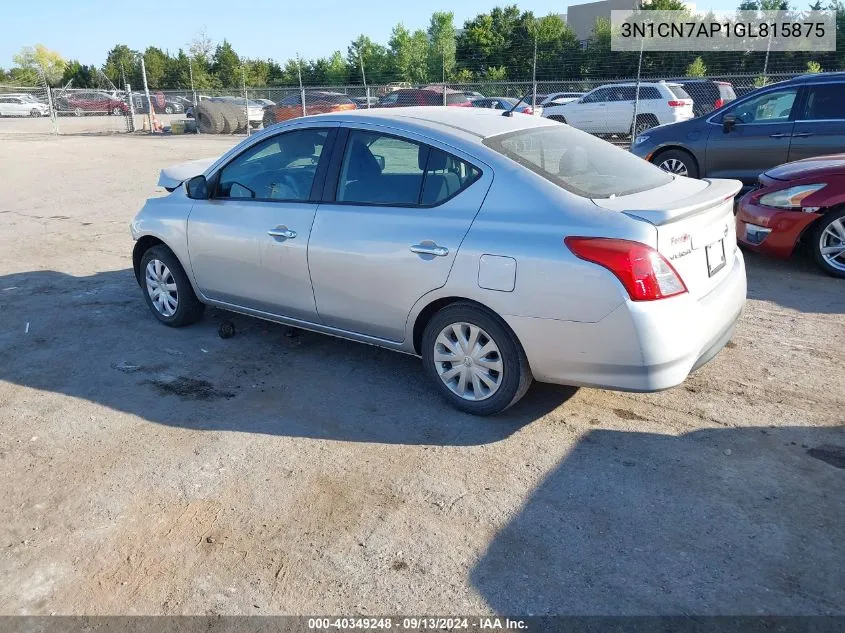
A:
631;72;845;185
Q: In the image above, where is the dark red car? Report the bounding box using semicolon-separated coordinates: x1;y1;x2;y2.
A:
377;88;472;108
65;91;129;116
736;154;845;278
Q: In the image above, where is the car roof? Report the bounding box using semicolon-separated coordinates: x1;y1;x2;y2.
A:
310;106;556;143
785;71;845;84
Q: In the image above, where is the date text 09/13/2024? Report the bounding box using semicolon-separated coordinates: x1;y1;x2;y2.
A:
307;617;528;630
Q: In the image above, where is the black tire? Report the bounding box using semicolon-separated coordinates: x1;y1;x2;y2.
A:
547;115;567;124
262;108;277;129
195;101;225;134
219;103;247;134
810;208;845;279
633;114;659;137
139;245;205;327
30;109;42;117
652;148;699;179
111;106;123;116
421;302;532;416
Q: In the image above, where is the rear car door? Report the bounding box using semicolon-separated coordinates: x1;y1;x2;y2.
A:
186;124;337;320
307;126;490;341
704;86;799;183
788;81;845;162
604;86;635;134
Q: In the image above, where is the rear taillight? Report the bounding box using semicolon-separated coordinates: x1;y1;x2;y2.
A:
714;98;724;109
667;100;688;107
522;106;533;115
564;237;687;301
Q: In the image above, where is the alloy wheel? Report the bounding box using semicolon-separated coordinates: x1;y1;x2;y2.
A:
433;322;503;401
820;217;845;272
145;259;179;317
658;158;689;176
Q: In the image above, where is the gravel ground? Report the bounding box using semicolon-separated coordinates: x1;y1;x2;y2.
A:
0;134;843;616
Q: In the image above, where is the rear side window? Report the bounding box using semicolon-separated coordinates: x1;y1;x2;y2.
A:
484;125;672;198
718;83;737;100
668;85;691;99
336;130;480;206
800;83;845;120
445;93;468;105
637;86;662;100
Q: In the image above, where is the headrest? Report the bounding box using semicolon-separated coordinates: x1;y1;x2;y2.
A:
419;146;447;171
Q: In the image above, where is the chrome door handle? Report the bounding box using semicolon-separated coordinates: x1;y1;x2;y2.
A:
769;133;790;138
410;244;449;257
792;132;813;138
267;227;297;239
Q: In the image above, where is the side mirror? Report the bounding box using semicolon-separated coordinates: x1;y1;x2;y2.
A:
373;154;386;171
722;114;737;133
185;175;209;200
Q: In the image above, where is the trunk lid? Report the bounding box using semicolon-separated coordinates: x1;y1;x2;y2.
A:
593;177;743;298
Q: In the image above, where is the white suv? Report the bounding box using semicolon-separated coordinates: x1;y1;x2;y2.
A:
542;82;693;136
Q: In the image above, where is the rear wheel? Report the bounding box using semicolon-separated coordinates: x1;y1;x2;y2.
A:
139;245;205;326
164;105;174;114
421;303;532;415
74;107;83;117
30;109;42;117
633;114;659;137
811;208;845;278
653;149;699;179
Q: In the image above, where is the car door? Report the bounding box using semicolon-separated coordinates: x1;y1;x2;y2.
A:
605;86;635;135
0;97;12;116
704;86;799;183
307;126;491;342
563;88;608;133
186;124;337;320
788;81;845;163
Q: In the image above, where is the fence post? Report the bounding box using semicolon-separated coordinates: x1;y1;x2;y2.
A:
358;50;369;108
39;66;58;136
126;82;136;132
632;43;643;140
242;66;250;137
532;30;538;112
140;56;154;133
297;53;306;118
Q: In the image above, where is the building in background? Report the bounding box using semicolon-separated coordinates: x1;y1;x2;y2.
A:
565;0;695;41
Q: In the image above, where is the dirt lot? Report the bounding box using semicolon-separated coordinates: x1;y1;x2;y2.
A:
0;133;843;616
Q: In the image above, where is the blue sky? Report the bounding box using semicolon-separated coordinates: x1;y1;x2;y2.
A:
2;0;740;68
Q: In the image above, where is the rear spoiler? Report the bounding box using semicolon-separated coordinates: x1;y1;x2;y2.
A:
158;157;216;192
622;179;742;226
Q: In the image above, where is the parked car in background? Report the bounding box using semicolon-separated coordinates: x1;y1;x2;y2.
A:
376;82;412;96
378;88;472;107
252;98;276;108
539;92;584;106
543;81;693;136
57;91;129;116
470;97;538;116
736;154;845;278
263;91;357;126
664;79;737;117
0;95;50;117
463;90;485;101
129;93;185;115
632;72;845;184
132;107;745;415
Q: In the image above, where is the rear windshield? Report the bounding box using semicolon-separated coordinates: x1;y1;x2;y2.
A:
483;125;672;198
668;85;691;99
445;93;469;105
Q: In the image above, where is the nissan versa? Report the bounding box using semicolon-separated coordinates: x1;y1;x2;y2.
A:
130;108;746;415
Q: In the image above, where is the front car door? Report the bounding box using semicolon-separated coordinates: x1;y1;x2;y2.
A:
186;124;337;320
788;81;845;163
704;86;800;183
307;125;491;342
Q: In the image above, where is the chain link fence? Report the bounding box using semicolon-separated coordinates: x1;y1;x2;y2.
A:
0;68;815;144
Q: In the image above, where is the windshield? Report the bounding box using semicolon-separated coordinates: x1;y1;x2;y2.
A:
483;125;673;198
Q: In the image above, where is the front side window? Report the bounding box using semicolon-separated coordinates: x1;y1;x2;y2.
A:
800;83;845;120
727;88;798;124
336;130;480;206
484;125;672;199
216;128;328;201
581;89;607;104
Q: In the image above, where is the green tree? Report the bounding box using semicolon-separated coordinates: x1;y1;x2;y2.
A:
686;56;708;77
389;24;430;83
427;11;457;81
13;44;66;85
347;35;392;83
640;0;689;9
143;47;169;89
61;60;99;88
211;40;241;87
806;60;823;72
103;44;141;89
325;51;349;84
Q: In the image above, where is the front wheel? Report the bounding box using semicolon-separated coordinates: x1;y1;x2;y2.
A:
139;245;205;326
164;106;174;114
811;209;845;278
421;303;532;415
111;106;124;116
653;149;699;179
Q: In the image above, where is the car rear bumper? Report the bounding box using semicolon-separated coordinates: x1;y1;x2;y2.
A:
504;249;746;392
735;195;819;259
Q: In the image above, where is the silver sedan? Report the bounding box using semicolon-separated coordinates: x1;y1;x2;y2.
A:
130;107;746;415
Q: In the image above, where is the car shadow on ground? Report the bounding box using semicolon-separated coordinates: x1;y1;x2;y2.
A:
742;248;844;315
0;269;576;446
471;424;845;615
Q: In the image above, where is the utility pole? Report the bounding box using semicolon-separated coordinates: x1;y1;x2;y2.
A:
140;55;154;132
358;47;369;108
296;53;306;118
189;58;196;109
442;44;446;106
532;28;538;113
